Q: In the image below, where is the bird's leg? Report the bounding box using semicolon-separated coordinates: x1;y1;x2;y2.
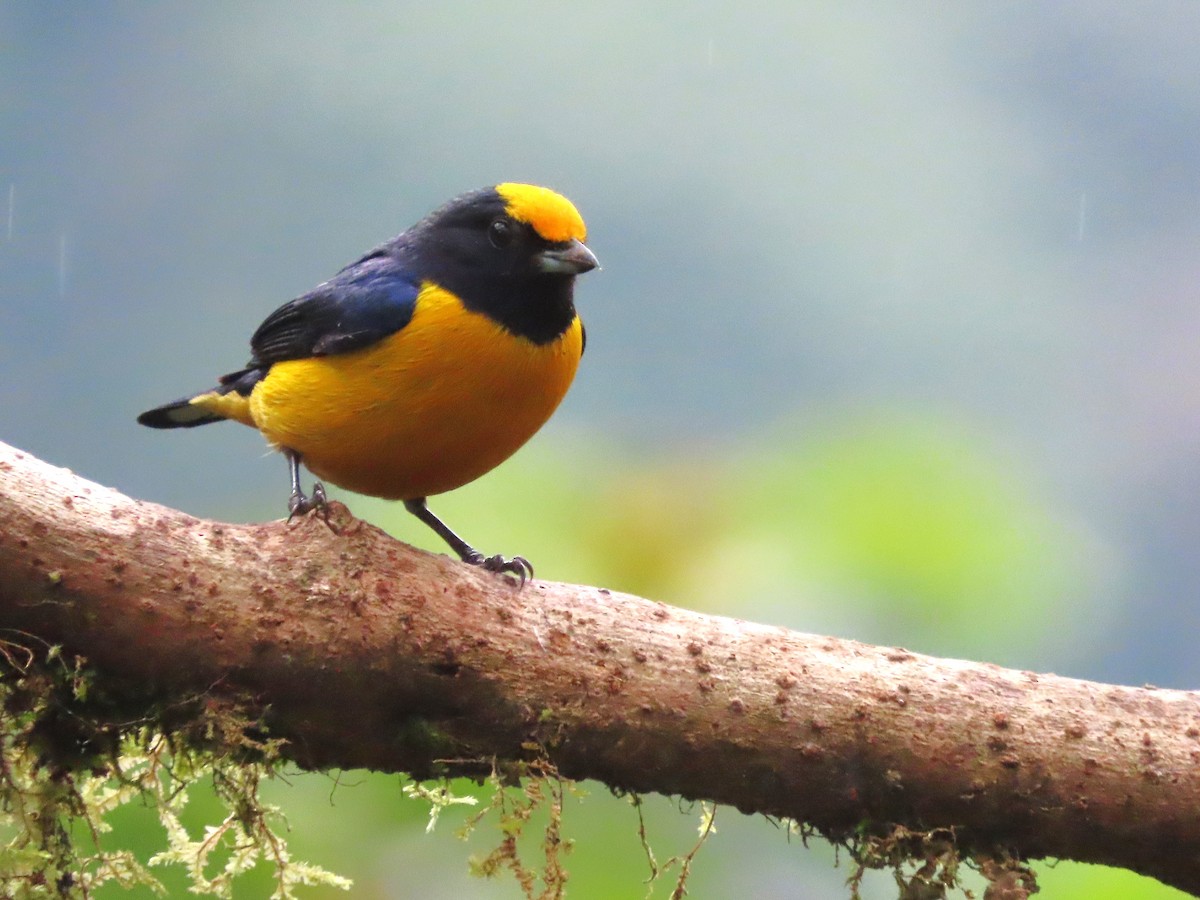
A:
403;497;533;586
285;449;328;522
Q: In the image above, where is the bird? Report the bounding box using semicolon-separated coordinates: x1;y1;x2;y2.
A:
138;183;599;582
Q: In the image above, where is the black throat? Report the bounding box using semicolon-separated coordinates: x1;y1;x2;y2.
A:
449;273;579;345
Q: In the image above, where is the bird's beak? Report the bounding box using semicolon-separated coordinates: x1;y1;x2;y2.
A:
537;238;600;275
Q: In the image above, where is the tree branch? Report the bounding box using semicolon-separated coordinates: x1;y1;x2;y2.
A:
1;439;1198;894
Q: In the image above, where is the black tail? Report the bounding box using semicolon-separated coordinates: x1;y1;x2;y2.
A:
137;367;264;429
137;397;226;429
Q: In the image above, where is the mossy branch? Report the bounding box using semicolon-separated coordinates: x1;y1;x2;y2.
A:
1;439;1199;895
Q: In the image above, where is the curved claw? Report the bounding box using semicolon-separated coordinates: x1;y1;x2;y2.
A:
469;552;534;587
401;498;533;586
287;481;329;523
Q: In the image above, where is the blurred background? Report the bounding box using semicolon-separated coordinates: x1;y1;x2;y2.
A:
3;2;1198;897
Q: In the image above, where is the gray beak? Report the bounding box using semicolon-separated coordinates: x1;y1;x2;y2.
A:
536;238;600;275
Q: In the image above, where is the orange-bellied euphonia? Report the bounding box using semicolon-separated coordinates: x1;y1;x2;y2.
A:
138;183;598;581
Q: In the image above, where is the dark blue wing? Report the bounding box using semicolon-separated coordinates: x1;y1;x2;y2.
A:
248;251;420;366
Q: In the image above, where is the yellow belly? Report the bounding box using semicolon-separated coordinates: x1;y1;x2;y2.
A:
244;283;583;499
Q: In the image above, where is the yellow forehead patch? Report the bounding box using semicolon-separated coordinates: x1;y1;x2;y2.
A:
496;183;587;243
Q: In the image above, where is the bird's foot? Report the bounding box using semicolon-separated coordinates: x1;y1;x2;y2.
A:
287;481;329;523
464;551;534;587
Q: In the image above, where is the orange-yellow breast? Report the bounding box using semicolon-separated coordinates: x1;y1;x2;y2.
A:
241;282;583;499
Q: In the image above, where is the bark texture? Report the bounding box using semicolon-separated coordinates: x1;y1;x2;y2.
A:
0;439;1198;893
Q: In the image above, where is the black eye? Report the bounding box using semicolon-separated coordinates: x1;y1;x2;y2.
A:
488;217;514;249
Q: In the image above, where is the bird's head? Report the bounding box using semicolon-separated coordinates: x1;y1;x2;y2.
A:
494;183;598;275
414;183;599;281
400;183;598;343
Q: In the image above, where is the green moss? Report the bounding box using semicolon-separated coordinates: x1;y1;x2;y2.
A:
0;638;349;898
